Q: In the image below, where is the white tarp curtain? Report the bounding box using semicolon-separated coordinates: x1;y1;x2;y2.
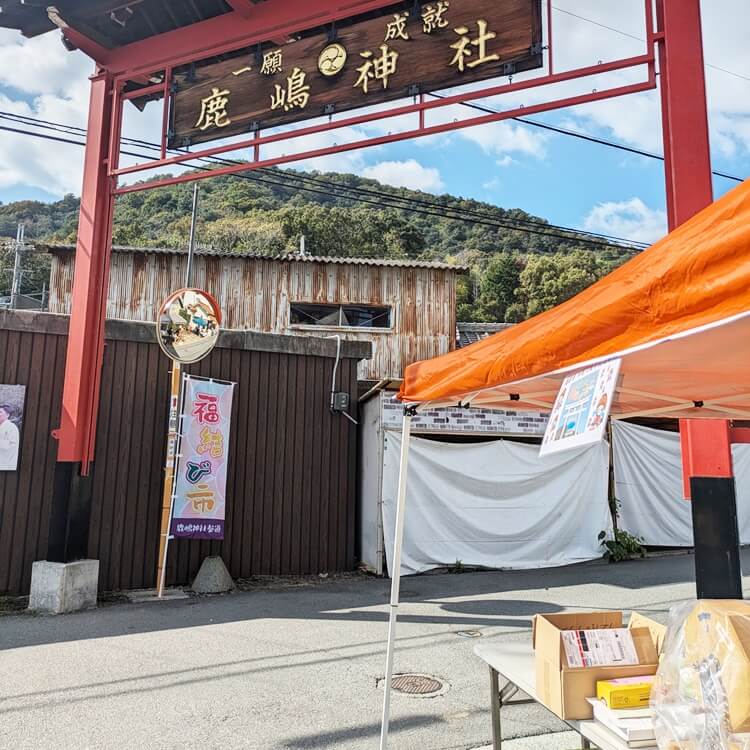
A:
382;432;612;576
612;421;750;546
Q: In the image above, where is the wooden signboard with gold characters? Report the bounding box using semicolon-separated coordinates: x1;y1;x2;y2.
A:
169;0;543;147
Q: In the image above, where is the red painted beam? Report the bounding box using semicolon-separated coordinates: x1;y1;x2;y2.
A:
112;54;654;180
730;427;750;445
657;0;713;229
103;0;399;78
113;78;655;196
52;72;116;470
680;420;733;485
657;0;722;500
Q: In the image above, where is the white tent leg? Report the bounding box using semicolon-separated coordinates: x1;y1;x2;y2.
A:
379;410;414;750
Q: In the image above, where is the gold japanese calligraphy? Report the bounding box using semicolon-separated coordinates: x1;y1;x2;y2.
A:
384;11;410;41
422;1;450;34
261;49;283;76
171;0;543;147
355;44;399;93
194;87;232;131
450;19;500;72
271;67;311;111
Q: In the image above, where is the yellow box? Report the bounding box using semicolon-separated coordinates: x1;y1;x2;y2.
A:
596;676;654;709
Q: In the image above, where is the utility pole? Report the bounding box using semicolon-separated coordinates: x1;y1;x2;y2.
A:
10;223;25;309
186;184;199;288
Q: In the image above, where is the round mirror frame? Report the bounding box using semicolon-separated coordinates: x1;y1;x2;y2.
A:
155;288;222;364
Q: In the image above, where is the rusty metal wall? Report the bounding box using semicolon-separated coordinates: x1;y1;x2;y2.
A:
49;251;459;381
0;310;364;595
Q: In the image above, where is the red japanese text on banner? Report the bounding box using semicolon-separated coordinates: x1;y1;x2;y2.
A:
171;376;235;540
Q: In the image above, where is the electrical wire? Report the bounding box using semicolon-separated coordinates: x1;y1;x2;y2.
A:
0;110;637;243
430;96;745;185
552;5;750;84
0;113;647;251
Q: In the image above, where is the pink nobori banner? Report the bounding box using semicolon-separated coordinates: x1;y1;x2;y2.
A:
171;376;235;540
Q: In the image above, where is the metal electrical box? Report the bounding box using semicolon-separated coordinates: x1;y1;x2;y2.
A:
332;392;350;412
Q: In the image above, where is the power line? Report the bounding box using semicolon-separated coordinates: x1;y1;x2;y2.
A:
431;95;745;185
552;5;750;84
3;93;744;187
0;110;630;243
0;114;647;251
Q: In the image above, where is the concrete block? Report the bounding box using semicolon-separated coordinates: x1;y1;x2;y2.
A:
191;556;235;594
28;560;99;614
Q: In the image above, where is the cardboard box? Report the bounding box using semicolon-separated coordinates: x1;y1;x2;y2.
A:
629;611;668;656
533;611;660;720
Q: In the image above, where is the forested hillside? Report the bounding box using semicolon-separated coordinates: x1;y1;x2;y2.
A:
0;167;634;321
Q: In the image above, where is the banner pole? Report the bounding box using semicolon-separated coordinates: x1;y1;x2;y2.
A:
156;362;182;597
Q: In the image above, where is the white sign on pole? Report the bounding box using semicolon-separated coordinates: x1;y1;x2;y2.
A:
540;359;621;457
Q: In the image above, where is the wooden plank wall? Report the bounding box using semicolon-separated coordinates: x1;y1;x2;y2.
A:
0;312;363;595
49;250;459;382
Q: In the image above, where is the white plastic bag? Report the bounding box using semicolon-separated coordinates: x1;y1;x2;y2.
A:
652;599;750;750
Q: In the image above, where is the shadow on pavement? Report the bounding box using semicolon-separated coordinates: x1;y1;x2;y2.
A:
1;549;747;652
279;713;443;748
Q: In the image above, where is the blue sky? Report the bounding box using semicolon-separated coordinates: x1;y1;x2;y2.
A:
0;1;748;246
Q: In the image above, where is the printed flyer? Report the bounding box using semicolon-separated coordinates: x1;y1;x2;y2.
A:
540;359;621;457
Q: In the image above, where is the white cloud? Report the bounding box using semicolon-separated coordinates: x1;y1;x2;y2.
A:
539;0;750;158
0;28;93;97
0;30;93;195
459;120;548;159
583;197;667;244
362;159;444;192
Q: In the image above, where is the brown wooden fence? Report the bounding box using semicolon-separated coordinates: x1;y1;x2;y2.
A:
0;310;368;595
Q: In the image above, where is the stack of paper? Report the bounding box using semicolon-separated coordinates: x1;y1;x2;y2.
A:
587;698;656;748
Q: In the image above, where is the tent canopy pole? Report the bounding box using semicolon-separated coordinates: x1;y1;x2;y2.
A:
379;407;415;750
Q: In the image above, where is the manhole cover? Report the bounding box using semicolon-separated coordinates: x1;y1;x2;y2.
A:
391;674;446;696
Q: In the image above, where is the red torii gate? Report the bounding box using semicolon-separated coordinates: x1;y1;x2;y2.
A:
2;0;740;595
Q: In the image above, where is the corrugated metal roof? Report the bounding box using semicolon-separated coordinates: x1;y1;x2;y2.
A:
457;322;514;348
42;243;468;272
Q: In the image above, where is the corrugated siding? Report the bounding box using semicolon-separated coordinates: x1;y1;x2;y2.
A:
0;313;359;595
50;252;458;380
0;326;66;596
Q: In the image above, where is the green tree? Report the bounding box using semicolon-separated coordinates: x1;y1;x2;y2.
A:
455;274;479;322
476;253;522;322
516;250;609;318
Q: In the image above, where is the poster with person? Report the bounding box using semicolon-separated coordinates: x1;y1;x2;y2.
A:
0;385;25;471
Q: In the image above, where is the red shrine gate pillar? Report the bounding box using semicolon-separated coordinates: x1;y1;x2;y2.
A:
48;71;116;563
657;0;743;598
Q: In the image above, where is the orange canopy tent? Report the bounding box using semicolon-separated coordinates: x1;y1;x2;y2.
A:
380;180;750;749
399;178;750;419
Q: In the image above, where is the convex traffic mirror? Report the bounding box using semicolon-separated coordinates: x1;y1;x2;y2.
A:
156;288;222;364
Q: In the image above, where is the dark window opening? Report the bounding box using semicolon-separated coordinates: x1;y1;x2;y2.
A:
290;303;391;329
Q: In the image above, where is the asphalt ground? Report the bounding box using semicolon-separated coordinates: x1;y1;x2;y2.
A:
2;550;749;750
